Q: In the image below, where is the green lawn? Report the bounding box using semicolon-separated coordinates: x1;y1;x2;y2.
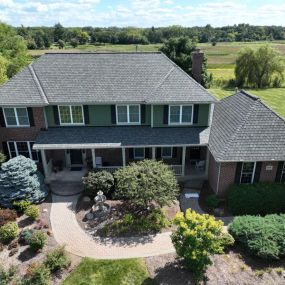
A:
209;87;285;119
61;258;155;285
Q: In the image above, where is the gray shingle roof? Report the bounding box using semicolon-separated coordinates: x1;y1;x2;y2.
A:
0;52;216;106
209;90;285;162
33;126;210;149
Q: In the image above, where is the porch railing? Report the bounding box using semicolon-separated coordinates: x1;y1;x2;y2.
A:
95;166;122;173
168;165;183;176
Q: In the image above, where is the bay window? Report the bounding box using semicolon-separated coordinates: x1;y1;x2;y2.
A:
240;162;256;184
58;105;84;125
169;105;193;125
116;105;140;124
3;107;29;127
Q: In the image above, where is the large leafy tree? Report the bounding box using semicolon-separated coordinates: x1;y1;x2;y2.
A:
114;160;179;210
235;45;284;88
0;156;49;208
160;36;212;87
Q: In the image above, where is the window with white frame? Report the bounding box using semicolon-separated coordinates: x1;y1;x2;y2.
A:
134;148;145;160
7;141;39;161
116;105;140;124
3;107;30;127
240;162;256;184
58;105;84;125
169;105;193;125
281;162;285;183
161;147;172;159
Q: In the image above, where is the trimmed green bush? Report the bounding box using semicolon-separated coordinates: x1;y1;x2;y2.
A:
22;263;51;285
0;222;19;243
229;214;285;260
219;232;235;248
0;264;17;285
0;152;5;167
0;209;17;227
24;205;40;220
227;183;285;215
206;194;220;209
13;200;32;214
44;246;71;273
28;230;48;251
20;229;36;244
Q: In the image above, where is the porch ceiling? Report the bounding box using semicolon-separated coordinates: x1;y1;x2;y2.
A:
33;126;210;150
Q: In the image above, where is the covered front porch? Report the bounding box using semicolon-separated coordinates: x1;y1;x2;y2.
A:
33;126;210;183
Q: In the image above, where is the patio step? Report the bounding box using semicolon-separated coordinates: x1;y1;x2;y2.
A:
50;181;84;196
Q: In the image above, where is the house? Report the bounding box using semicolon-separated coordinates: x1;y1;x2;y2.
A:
0;51;284;195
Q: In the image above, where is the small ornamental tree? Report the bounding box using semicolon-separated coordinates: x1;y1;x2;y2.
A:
171;209;227;283
0;156;49;208
114;160;179;210
82;170;114;197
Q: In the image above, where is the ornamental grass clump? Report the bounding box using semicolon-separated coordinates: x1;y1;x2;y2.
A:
44;246;71;273
28;230;48;251
171;209;232;283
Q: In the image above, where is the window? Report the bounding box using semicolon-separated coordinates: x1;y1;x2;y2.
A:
7;141;39;161
134;148;145;160
3;107;29;127
116;105;140;124
58;105;84;125
161;147;172;159
281;162;285;183
240;162;256;184
169;105;193;125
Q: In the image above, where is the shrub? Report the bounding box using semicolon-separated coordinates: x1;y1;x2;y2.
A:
22;263;51;285
20;229;36;244
219;232;235;248
227;183;285;215
0;209;17;227
24;205;40;220
0;152;5;167
0;264;17;285
229;214;285;260
28;230;48;251
13;200;32;214
206;194;220;209
114;160;179;210
171;209;225;283
82;170;114;197
0;222;19;243
0;156;49;208
44;246;71;273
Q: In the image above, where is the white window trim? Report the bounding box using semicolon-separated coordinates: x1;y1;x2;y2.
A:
3;107;30;128
161;147;173;159
7;141;39;162
116;104;141;125
168;105;193;125
58;105;85;126
240;162;256;184
134;148;145;160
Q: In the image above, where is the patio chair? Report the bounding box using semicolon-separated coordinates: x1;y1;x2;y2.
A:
195;160;205;170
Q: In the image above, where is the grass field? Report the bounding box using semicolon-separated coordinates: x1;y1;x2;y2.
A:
62;258;154;285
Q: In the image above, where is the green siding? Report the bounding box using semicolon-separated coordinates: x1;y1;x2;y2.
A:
152;104;210;127
45;104;151;127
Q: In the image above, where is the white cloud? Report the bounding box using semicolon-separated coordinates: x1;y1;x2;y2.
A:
0;0;285;27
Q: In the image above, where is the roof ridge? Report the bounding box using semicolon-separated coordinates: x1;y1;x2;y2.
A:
28;64;49;105
154;66;175;91
43;51;162;55
219;98;257;160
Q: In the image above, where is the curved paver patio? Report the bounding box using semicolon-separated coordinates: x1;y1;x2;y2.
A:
50;194;175;259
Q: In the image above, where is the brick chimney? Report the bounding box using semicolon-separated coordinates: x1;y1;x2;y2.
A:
191;49;204;84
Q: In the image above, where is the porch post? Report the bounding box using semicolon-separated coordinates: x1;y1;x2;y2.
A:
205;147;210;176
152;147;156;159
91;149;96;169
182;146;186;176
41;149;48;178
122;147;126;167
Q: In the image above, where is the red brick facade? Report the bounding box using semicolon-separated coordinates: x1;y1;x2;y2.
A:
218;162;237;196
0;107;46;156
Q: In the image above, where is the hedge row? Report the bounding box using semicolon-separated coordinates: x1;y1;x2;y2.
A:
229;214;285;260
227;183;285;215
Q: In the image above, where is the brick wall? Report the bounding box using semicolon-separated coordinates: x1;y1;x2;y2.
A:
259;161;278;182
0;107;46;155
218;162;237;196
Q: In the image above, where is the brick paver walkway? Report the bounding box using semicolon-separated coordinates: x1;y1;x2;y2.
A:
50;194;175;259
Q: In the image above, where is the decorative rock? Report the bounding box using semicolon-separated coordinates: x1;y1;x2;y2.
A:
8;240;18;250
42;208;48;213
86;212;94;220
83;196;91;202
9;247;19;256
47;230;53;236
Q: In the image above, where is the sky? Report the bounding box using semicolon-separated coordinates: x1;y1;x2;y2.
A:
1;0;285;27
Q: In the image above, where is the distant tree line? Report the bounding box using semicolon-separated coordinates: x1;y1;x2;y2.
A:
15;23;285;49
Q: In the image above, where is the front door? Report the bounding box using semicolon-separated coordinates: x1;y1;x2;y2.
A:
70;149;83;166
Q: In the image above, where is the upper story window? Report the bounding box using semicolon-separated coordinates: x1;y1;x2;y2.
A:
161;147;172;159
3;107;29;127
169;105;193;125
58;105;84;125
116;105;140;124
7;141;38;161
240;162;256;184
